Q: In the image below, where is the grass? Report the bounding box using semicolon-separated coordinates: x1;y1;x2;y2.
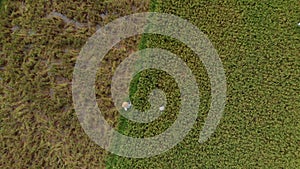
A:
0;0;149;168
1;0;299;168
106;0;300;168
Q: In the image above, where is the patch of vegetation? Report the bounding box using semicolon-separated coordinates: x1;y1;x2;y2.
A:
107;0;300;168
0;0;149;168
1;0;299;168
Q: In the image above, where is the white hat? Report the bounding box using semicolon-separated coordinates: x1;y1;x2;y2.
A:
159;106;165;111
122;101;131;111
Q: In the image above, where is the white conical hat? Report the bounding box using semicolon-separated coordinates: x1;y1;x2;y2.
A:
122;101;131;111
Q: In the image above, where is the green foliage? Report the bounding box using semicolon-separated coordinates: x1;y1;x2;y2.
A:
107;0;300;168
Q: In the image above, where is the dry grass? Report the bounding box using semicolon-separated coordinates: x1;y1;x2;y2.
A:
0;0;149;168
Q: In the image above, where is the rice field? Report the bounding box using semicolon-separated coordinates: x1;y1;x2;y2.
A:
1;0;299;168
